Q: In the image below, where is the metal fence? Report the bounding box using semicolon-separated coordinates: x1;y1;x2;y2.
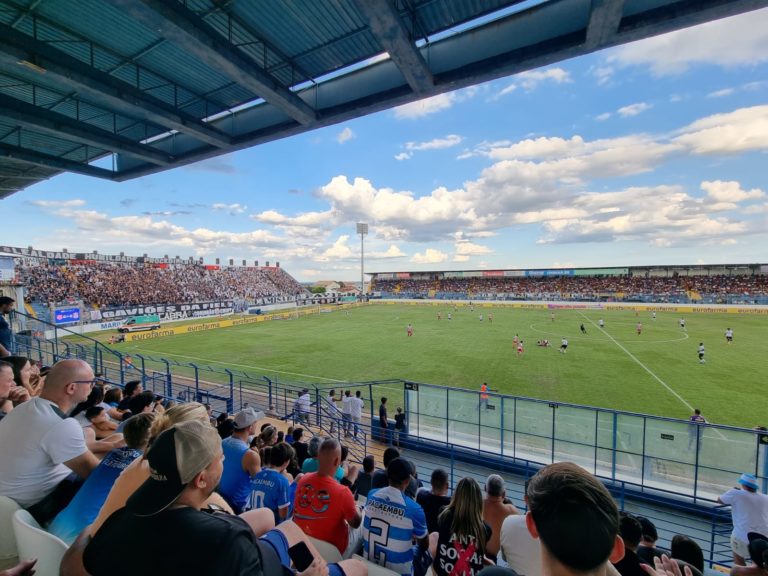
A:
9;313;749;568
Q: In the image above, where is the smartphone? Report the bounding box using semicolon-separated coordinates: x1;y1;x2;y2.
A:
288;542;314;572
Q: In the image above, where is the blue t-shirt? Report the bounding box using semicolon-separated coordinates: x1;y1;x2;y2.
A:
249;467;291;524
363;486;428;576
301;458;345;481
48;447;142;544
218;436;252;511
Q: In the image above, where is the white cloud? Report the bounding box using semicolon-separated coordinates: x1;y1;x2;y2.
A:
252;209;337;229
317;236;354;261
492;67;572;98
336;127;355;144
707;88;735;98
453;255;470;262
41;207;284;256
242;105;768;251
368;245;406;259
590;66;614;86
455;241;491;256
617;102;652;117
410;248;448;264
701;180;765;203
405;135;463;151
673;105;768;154
394;152;412;161
28;199;86;208
394;93;456;119
212;203;248;215
606;8;768;75
595;112;612;121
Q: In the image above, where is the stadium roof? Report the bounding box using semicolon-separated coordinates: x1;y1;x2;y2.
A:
1;0;766;199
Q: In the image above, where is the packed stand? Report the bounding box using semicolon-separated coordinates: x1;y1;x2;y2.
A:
2;356;767;576
15;259;306;308
375;274;768;304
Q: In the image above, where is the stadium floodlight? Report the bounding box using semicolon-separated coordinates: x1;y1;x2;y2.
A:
356;223;368;299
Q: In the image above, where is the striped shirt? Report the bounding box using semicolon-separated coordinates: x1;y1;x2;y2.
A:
363;486;428;576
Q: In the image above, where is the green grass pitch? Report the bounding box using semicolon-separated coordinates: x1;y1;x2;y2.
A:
103;303;765;428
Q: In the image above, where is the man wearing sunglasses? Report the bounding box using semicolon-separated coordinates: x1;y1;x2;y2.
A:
0;358;100;523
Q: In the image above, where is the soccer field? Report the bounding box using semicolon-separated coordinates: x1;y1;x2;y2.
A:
105;303;764;428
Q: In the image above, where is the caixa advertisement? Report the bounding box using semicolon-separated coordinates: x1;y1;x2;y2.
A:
93;300;234;321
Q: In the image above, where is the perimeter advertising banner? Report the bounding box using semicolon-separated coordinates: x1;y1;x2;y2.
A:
94;300;234;321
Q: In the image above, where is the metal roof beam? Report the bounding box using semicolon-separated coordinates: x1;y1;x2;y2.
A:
112;0;317;125
585;0;625;49
0;142;115;179
353;0;434;94
0;23;232;148
0;93;174;166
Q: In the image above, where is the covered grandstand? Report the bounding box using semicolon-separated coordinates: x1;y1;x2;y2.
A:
371;264;768;304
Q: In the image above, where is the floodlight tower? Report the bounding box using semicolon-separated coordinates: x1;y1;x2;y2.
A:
356;222;368;299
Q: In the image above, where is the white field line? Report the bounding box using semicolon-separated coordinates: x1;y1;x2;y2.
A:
130;349;346;383
577;312;694;412
577;313;727;442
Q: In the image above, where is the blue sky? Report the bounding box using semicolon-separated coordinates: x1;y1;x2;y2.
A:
4;9;768;281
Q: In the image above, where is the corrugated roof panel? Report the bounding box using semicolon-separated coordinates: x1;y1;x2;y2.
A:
18;130;83;157
37;0;157;60
134;41;249;109
231;0;373;80
61;144;107;163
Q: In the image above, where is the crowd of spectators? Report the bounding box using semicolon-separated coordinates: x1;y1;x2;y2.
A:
374;274;768;303
15;259;306;308
1;356;767;576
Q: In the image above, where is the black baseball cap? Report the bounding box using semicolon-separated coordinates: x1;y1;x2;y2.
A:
127;420;221;517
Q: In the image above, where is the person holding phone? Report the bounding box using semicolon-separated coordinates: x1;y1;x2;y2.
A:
62;420;366;576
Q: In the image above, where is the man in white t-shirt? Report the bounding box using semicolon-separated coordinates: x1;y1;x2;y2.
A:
342;390;353;436
718;473;768;566
350;390;364;438
0;359;100;523
500;481;541;576
295;389;311;426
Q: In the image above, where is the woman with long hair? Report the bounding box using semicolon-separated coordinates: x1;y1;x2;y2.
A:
6;356;35;397
433;477;491;576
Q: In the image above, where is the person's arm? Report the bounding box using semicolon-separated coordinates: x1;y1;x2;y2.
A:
0;343;10;357
343;489;363;528
84;427;125;454
60;531;91;576
64;451;100;479
0;559;37;576
413;506;429;549
243;449;261;476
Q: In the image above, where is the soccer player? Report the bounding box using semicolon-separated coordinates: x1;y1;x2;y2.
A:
513;334;519;346
680;318;686;330
636;322;642;335
479;314;483;322
652;312;657;320
437;312;441;321
447;313;452;321
517;340;524;357
725;328;733;344
406;324;413;337
550;312;555;322
580;323;587;335
698;342;705;364
559;338;568;353
598;318;604;328
488;313;493;323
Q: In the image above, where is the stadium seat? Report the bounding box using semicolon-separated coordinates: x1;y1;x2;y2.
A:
352;555;401;576
308;536;343;562
0;496;21;570
12;509;68;576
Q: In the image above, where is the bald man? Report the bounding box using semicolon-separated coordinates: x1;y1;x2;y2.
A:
0;359;100;523
293;438;362;556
